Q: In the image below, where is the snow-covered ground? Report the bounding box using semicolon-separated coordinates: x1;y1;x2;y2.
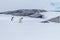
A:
0;12;60;40
41;12;60;21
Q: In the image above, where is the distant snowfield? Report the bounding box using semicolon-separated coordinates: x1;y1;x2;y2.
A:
0;14;60;40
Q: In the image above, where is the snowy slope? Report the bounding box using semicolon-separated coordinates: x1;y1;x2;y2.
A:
41;12;60;21
0;13;60;40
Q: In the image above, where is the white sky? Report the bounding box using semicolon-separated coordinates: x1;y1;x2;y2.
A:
0;0;60;12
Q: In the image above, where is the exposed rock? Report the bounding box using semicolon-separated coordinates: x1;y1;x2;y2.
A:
48;16;60;23
0;9;47;18
41;21;49;23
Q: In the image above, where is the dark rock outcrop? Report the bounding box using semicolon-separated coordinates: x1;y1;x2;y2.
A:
0;9;47;18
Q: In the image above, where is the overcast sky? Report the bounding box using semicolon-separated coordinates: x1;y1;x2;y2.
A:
0;0;60;12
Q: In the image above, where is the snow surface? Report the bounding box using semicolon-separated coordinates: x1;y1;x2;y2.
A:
41;12;60;21
0;13;60;40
